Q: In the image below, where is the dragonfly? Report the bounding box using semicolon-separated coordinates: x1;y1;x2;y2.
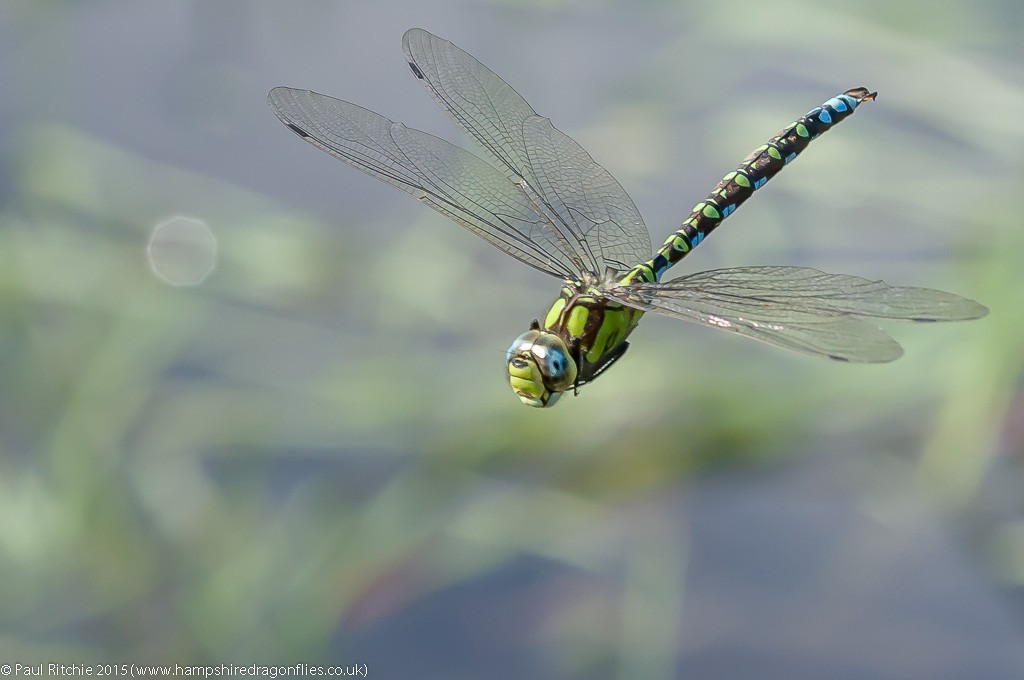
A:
269;28;987;407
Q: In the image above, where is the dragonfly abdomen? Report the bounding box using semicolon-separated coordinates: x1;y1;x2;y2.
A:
625;88;877;285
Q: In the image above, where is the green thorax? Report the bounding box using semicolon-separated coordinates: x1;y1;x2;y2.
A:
542;277;644;378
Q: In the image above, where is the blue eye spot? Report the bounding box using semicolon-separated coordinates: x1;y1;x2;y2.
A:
546;349;567;376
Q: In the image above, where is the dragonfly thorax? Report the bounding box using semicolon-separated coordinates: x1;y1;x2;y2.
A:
506;328;577;408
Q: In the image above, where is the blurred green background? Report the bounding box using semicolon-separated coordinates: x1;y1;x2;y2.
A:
1;0;1022;677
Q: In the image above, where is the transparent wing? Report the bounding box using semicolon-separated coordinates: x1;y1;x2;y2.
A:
605;266;988;362
269;86;585;279
521;116;655;274
402;28;652;276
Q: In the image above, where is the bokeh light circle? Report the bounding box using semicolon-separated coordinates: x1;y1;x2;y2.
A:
146;216;218;286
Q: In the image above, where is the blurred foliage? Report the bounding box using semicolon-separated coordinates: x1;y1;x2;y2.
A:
1;0;1022;676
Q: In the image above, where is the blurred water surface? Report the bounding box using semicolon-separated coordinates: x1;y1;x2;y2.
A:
1;1;1023;677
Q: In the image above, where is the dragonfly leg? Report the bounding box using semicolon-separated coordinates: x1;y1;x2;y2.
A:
568;337;584;396
577;341;630;387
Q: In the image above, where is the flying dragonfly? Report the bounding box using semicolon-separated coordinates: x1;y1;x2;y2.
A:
269;28;987;407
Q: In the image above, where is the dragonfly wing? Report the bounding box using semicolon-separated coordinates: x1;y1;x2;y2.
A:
606;266;987;362
609;291;905;362
269;87;583;279
402;28;652;276
522;115;652;272
654;266;990;321
643;266;987;321
402;28;536;184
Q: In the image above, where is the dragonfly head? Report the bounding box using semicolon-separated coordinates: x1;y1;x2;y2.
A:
505;328;577;407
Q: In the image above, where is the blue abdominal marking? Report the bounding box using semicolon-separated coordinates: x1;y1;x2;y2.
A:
827;97;849;112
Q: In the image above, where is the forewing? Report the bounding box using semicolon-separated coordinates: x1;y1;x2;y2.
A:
657;266;990;321
268;87;583;279
606;266;987;362
402;28;652;276
402;28;536;184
